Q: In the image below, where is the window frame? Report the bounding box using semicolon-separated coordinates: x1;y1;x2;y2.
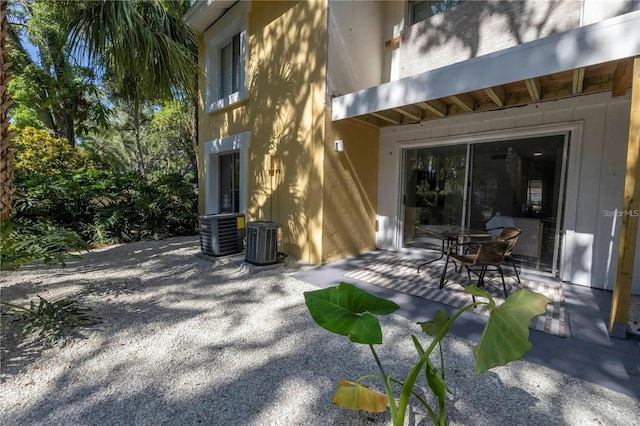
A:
408;0;466;26
203;131;251;215
204;2;248;113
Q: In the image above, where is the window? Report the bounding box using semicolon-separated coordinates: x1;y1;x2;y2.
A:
204;2;248;113
409;0;466;25
219;33;241;99
219;152;240;213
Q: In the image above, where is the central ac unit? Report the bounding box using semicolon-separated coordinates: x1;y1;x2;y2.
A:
199;213;245;256
245;221;278;265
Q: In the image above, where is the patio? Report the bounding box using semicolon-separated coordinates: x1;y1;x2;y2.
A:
293;249;640;399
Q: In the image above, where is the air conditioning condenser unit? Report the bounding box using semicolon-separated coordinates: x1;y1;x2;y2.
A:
245;221;278;265
199;213;245;256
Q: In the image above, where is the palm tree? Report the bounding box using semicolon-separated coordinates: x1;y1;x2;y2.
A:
62;0;198;174
0;0;198;219
1;0;14;222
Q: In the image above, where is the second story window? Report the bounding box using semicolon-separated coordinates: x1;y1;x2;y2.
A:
409;0;466;25
219;33;241;99
204;2;248;113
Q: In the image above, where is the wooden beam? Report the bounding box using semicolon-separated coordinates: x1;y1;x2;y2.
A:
448;94;474;112
370;111;400;125
609;56;640;338
484;86;505;107
384;36;400;50
416;101;447;117
613;58;633;97
393;107;421;122
525;78;541;101
572;67;585;94
349;116;380;129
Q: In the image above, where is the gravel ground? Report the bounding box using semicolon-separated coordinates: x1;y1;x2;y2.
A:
1;236;639;426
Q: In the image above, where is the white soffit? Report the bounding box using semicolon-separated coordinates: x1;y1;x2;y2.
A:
184;0;238;33
332;10;640;121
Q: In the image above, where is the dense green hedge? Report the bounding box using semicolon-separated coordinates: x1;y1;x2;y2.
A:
13;169;198;245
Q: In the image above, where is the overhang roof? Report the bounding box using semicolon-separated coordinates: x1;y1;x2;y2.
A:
332;10;640;128
183;0;237;33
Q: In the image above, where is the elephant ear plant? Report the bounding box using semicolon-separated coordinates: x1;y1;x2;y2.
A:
304;282;550;426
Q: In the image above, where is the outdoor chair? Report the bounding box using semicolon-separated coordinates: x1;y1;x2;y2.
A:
449;240;510;298
460;227;522;284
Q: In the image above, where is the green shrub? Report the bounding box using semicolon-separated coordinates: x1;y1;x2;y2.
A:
13;127;90;177
1;296;98;347
1;220;88;271
13;169;198;245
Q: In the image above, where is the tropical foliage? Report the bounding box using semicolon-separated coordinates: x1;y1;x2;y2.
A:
1;295;98;347
14;169;197;245
13;127;90;176
0;219;88;271
304;282;550;426
8;0;109;145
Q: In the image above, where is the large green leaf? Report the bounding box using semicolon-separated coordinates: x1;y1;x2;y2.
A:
304;282;399;344
419;309;449;336
473;289;551;375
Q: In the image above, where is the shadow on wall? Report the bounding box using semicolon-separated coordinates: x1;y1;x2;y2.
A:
244;1;326;262
404;0;640;71
320;120;379;262
408;0;565;59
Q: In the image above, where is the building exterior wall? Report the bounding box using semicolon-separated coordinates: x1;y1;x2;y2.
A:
399;0;583;78
378;91;639;294
321;116;380;264
582;0;640;24
197;0;329;264
196;0;378;264
327;0;385;96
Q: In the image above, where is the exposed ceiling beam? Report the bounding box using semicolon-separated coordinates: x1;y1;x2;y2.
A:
370;111;400;125
350;116;380;129
613;58;633;97
393;107;421;122
484;86;505;107
572;68;585;94
448;94;474;112
525;78;542;101
385;36;400;50
416;101;447;117
333;11;640;121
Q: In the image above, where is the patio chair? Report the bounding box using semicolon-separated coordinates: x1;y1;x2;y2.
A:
461;227;522;284
449;240;510;298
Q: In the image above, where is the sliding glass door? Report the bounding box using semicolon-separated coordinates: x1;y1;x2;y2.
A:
468;135;567;274
402;134;568;275
402;144;467;249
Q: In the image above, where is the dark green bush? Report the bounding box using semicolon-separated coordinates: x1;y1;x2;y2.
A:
13;169;198;245
1;220;89;271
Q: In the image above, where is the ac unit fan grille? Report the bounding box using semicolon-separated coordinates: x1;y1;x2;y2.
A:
199;214;244;256
245;222;278;265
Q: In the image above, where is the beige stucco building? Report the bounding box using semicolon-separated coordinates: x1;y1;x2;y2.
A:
186;0;640;336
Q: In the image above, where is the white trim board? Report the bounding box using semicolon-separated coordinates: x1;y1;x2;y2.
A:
203;131;251;215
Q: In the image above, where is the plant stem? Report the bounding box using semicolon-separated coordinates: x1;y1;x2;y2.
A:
395;302;485;426
438;341;446;425
369;344;397;420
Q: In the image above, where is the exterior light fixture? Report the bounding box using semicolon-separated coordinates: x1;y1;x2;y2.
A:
334;139;344;152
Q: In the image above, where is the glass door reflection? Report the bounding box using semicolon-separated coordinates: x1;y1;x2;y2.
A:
468;135;567;274
403;144;467;249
